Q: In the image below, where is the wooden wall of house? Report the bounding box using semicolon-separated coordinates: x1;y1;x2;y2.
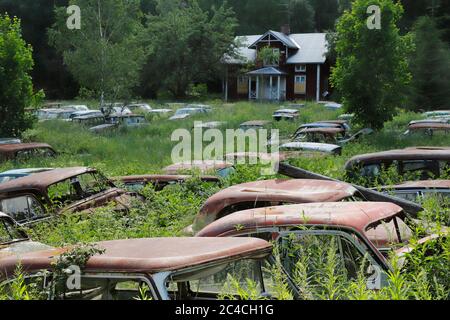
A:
225;60;332;102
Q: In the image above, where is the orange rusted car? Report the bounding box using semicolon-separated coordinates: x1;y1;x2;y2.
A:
0;167;143;225
0;143;57;162
0;237;275;300
188;179;362;234
345;147;450;183
195;202;422;289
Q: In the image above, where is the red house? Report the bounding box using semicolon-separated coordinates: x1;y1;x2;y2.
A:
224;27;331;102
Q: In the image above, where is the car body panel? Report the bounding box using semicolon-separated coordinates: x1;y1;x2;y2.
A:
0;168;54;184
191;179;358;234
0;143;57;162
163;160;234;175
0;237;272;280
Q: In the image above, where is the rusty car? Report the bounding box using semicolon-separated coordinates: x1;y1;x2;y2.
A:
0;212;53;255
193;121;227;129
377;180;450;205
272;109;299;121
0;138;22;145
90;114;148;133
422;110;450;119
405;122;450;136
112;174;220;192
188;178;363;234
0;143;57;162
125;103;153;114
0;168;53;184
280;141;342;156
72;114;106;127
196;202;414;288
239;120;271;131
169;106;210;121
0;167;143;225
0;237;278;300
345;147;450;183
163;160;235;178
292;121;351;138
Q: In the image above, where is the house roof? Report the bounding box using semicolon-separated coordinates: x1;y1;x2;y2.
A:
227;32;327;65
0;237;272;278
287;33;327;64
248;30;300;49
247;67;287;76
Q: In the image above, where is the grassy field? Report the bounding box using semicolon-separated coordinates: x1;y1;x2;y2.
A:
1;101;449;300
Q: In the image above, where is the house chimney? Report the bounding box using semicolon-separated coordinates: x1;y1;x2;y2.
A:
281;24;291;35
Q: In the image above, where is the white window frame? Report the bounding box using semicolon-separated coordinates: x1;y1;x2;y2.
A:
295;64;306;72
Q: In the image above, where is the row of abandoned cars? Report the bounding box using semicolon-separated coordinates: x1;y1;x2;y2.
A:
34;102;215;134
0;111;449;300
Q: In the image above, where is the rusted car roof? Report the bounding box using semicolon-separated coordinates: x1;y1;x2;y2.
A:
388;180;450;190
318;120;348;125
163;160;233;175
300;128;345;135
409;123;450;131
196;202;403;238
0;237;272;278
0;167;98;195
240;120;271;127
113;174;220;184
345;147;450;168
0;143;54;154
196;179;358;228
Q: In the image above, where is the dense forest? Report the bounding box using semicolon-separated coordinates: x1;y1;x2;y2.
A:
0;0;449;99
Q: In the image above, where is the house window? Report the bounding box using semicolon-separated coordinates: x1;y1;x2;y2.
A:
295;65;306;72
237;76;249;94
294;75;306;94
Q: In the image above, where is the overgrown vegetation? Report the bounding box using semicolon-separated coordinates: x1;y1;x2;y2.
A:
0;101;449;300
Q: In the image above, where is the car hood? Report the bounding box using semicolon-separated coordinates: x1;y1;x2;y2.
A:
281;142;342;154
169;114;190;120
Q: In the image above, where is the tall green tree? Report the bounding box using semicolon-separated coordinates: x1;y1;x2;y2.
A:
48;0;146;103
331;0;411;130
0;14;41;137
410;16;450;110
143;0;237;98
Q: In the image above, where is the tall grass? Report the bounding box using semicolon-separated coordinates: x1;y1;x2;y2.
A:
1;101;449;300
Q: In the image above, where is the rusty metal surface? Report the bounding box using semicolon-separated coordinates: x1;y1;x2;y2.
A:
114;174;220;184
389;180;450;190
196;202;403;238
193;179;358;233
0;237;272;279
345;147;450;169
0;167;97;195
300;128;345;135
163;160;233;175
0;143;55;160
409;123;450;131
240;120;271;127
317;120;348;125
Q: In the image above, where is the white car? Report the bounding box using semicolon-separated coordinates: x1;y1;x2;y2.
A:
126;103;152;114
169;108;208;120
65;105;89;111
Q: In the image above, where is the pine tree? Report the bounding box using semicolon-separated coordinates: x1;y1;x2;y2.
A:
410;16;450;110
